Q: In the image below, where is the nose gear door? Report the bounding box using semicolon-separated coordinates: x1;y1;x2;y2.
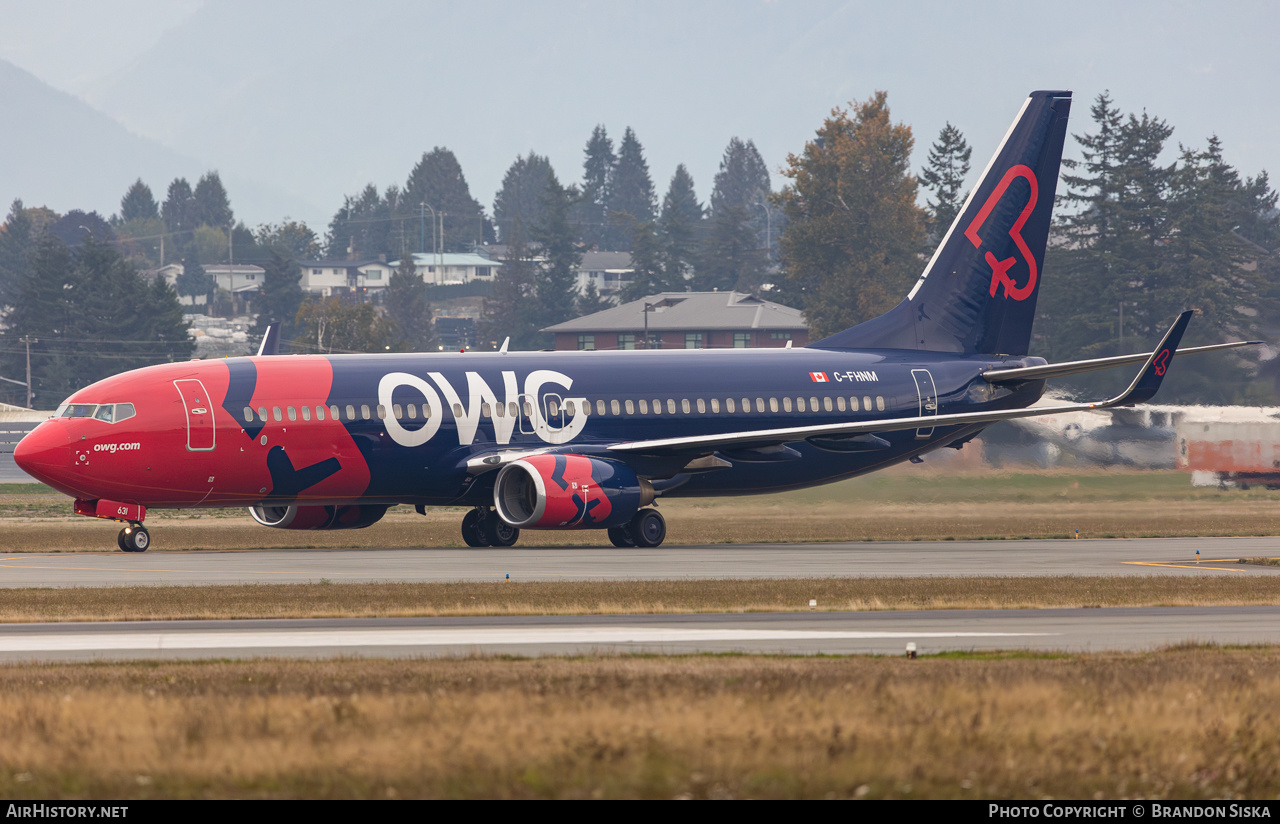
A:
911;369;938;439
174;379;216;451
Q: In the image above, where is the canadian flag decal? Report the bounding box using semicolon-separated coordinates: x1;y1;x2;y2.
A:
809;372;829;383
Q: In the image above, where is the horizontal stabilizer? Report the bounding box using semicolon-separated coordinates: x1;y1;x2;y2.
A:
983;339;1261;383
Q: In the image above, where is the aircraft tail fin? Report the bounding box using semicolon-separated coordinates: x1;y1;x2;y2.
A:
810;90;1072;355
257;322;280;357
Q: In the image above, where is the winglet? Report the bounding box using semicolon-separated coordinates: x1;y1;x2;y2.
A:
1095;310;1192;408
256;322;281;357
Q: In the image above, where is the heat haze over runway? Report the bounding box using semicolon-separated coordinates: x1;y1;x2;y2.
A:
0;537;1278;588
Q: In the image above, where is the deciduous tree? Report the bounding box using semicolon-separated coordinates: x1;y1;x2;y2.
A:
776;92;926;338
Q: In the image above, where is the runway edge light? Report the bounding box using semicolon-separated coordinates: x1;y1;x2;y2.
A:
906;642;918;660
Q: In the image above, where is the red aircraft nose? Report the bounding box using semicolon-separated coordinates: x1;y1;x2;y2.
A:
13;422;70;484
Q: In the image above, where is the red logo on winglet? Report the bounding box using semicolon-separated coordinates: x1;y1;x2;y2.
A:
1153;349;1170;376
964;164;1040;302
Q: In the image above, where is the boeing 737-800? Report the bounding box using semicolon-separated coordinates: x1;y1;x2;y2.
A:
13;90;1258;551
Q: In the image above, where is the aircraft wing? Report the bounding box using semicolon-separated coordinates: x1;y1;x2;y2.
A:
608;311;1196;457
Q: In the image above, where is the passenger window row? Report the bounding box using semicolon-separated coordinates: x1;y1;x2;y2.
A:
239;394;889;425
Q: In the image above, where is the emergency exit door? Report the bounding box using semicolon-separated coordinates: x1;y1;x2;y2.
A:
911;369;938;439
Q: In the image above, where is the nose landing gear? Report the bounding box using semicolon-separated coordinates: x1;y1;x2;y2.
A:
117;523;150;553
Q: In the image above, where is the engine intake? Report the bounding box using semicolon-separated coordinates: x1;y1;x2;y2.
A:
493;455;654;529
248;504;388;530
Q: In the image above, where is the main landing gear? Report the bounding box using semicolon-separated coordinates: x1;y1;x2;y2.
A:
460;507;520;548
607;508;666;549
117;523;150;553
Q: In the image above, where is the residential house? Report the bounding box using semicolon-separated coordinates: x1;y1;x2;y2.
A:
542;291;809;350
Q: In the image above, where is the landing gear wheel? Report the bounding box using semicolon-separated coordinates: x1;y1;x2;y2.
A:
119;525;150;552
461;509;489;547
627;509;666;548
483;517;520;547
607;526;635;548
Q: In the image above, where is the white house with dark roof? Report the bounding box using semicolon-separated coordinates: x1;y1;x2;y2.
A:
542;291;809;350
297;259;396;296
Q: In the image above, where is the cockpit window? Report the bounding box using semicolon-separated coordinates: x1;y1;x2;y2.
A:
55;403;136;423
60;404;96;418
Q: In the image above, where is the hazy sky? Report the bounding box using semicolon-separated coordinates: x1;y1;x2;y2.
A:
2;0;1277;232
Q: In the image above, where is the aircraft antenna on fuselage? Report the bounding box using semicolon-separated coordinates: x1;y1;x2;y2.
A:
256;322;280;357
500;337;510;354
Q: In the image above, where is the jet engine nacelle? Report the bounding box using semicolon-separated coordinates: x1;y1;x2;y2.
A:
493;454;655;529
248;504;388;530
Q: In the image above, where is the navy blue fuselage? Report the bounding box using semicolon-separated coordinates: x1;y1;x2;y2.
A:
315;347;1045;506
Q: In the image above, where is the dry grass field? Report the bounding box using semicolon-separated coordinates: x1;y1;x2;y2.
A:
3;576;1280;623
2;468;1279;551
2;650;1279;799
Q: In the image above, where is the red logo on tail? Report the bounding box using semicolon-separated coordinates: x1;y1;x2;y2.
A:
964;164;1040;301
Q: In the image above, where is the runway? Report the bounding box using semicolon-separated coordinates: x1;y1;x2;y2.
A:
1;607;1277;661
1;536;1278;587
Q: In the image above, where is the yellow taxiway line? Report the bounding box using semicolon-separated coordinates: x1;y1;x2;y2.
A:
1122;560;1247;572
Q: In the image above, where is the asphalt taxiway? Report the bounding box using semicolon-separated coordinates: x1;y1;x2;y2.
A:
1;607;1277;661
1;536;1277;588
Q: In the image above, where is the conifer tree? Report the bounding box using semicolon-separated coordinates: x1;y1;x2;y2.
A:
0;199;37;308
606;127;655;250
176;247;214;307
2;234;191;405
619;221;666;302
401;148;488;251
385;249;438;352
480;220;541;350
119;179;160;223
658;165;704;289
327;184;396;260
700;138;772;293
576;125;615;249
494;152;555;244
919;122;971;240
192;171;233;229
777;92;925;338
531;175;583;333
575;280;611;317
251;249;305;348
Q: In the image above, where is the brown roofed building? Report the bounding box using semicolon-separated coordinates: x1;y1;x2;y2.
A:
542;291;809;350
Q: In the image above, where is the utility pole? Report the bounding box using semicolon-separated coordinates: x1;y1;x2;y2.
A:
19;335;36;408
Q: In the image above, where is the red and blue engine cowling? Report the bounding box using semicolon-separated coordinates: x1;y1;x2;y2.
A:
493;454;655;529
248;503;388;530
